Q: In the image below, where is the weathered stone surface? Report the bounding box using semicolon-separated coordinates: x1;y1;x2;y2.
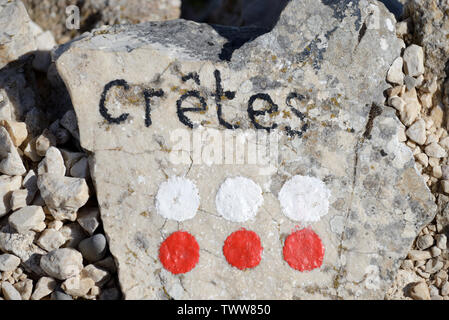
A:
30;277;57;300
0;253;21;272
40;248;83;280
76;207;100;235
0;0;36;69
0;126;26;176
0;175;22;217
8;205;46;234
56;0;436;299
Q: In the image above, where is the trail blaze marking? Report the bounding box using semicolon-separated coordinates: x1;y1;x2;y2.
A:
223;229;263;270
283;228;324;272
159;231;200;275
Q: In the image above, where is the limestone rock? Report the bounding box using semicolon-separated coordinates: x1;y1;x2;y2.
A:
35;129;57;157
36;229;66;251
0;224;46;276
425;143;447;158
0;120;27;147
22;170;37;204
1;281;22;300
387;57;404;85
10;189;28;211
55;0;436;299
40;248;84;280
77;207;100;235
81;264;111;287
402;45;425;77
37;173;89;221
8;206;46;234
406;119;426;145
409;282;430;300
0;0;37;69
31;277;57;300
0;127;26;176
60;223;87;248
13;279;32;300
61;275;95;297
37;147;66;177
0;254;21;272
0;175;22;217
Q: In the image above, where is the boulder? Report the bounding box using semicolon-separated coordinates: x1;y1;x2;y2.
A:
55;0;436;299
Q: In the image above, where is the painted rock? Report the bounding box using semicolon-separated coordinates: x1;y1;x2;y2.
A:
55;0;436;299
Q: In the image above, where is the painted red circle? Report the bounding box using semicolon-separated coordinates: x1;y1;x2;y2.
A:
223;229;263;270
159;231;200;275
283;228;324;272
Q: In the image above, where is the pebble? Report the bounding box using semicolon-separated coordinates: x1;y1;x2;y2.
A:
388;95;405;112
431;246;442;257
31;277;57;300
10;189;28;211
420;93;433;109
40;248;84;280
22;170;38;204
77;207;100;235
61;275;95;297
387;57;404;85
416;234;434;250
415;153;428;167
425;143;447;158
433;166;443;179
13;279;33;300
37;147;66;177
51;289;73;300
8;205;46;234
406;119;426;145
409;282;431;300
47;220;63;231
441;281;449;296
0;254;21;272
408;250;431;261
425;258;444;274
1;281;22;300
36;229;66;251
81;264;111;287
400;92;421;126
78;234;107;263
22;138;42;162
436;234;447;250
403;44;425;77
35;129;57;157
0;127;26;176
37;174;90;221
0;120;28;147
0;175;22;217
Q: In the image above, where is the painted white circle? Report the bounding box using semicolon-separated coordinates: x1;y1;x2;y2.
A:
156;176;200;222
278;175;331;222
215;176;263;223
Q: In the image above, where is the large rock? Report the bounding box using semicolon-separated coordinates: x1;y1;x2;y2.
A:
56;0;436;299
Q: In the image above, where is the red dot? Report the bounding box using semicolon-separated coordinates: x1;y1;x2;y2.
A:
223;229;263;270
159;231;200;275
283;228;324;272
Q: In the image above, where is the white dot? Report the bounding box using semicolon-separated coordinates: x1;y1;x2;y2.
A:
156;176;200;222
278;175;331;222
216;176;263;223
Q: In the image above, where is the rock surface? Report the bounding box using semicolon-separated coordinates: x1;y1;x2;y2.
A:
56;0;436;299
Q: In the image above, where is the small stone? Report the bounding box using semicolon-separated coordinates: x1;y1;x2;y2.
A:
37;147;66;177
387;57;404;85
403;45;425;77
60;223;87;248
416;234;434;250
425;258;444;274
433;166;443;179
9;189;28;211
406;119;426;145
426;134;439;146
37;174;89;221
421;77;438;94
420;93;433;109
425;143;447;158
430;104;444;128
429;284;440;297
428;157;440;168
22;138;42;163
35;130;57;157
0;175;22;217
70;157;89;179
0;254;20;272
50;289;73;300
388;96;405;113
47;220;63;231
439;136;449;150
13;279;33;300
404;75;419;91
36;229;66;251
401;259;414;270
1;281;22;300
408;250;431;261
8;206;46;234
81;264;111;287
398;125;407;142
78;234;107;263
387;85;405;97
441;282;449;296
61;275;95;297
399;89;421;126
22;170;38;204
0;120;27;147
0;127;26;176
431;246;442;257
77;207;100;235
436;234;447;250
415;153;428;167
31;277;57;300
40;248;84;280
409;282;430;300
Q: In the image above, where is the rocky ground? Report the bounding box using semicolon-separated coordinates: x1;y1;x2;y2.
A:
0;0;448;300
